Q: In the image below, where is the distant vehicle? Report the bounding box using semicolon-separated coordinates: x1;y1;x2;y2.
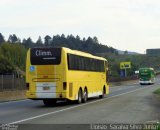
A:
139;68;155;85
26;47;109;105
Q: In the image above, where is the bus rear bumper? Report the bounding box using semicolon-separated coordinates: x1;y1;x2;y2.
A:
26;91;67;99
139;80;152;84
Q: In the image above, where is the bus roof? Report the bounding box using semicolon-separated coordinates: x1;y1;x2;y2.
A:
139;67;154;71
29;47;107;62
62;47;107;61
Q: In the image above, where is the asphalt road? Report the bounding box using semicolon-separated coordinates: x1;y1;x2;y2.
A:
0;77;160;129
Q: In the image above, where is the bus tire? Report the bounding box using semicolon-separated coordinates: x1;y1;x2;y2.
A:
77;88;82;104
99;87;106;98
43;99;56;106
82;88;88;103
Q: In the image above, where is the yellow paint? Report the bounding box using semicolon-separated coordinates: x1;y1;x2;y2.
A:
26;47;109;101
120;62;131;69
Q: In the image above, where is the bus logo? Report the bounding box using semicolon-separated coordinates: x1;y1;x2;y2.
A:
35;50;52;56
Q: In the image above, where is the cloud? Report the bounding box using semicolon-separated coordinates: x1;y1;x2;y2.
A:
0;0;160;53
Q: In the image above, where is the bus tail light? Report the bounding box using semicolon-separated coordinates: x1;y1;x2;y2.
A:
63;82;67;90
26;83;29;90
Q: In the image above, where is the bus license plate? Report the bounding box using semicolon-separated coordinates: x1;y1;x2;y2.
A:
43;86;50;90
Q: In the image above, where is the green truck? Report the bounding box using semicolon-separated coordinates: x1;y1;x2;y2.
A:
139;68;155;85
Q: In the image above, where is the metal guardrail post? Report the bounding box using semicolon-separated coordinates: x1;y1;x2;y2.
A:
12;74;14;90
2;75;3;90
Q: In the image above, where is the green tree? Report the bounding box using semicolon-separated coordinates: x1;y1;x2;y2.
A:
93;36;99;44
0;33;5;44
8;34;18;43
124;50;128;54
0;43;26;70
0;55;14;74
44;35;52;46
36;36;43;47
23;37;34;48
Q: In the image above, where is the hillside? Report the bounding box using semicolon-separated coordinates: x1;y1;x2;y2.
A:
0;33;118;74
97;52;160;77
0;33;160;79
0;43;26;74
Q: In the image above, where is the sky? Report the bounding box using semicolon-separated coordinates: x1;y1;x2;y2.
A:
0;0;160;53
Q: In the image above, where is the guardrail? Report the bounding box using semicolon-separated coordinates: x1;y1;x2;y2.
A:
109;75;138;82
109;71;160;82
0;75;26;91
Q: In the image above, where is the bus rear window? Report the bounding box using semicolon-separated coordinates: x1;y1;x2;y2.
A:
30;48;61;65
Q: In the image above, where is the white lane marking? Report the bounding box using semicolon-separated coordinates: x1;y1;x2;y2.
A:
0;83;137;105
8;85;152;125
0;99;29;105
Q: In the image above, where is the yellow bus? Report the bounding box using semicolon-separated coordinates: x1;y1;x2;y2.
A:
26;47;109;105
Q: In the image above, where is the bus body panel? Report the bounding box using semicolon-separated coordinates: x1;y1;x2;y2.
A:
66;71;107;100
139;68;155;85
26;47;109;101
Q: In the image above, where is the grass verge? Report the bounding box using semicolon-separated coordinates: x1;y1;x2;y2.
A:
0;90;26;102
154;88;160;95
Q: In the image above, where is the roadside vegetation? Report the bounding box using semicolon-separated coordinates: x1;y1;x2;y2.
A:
97;52;160;81
154;88;160;95
0;43;26;74
0;32;160;78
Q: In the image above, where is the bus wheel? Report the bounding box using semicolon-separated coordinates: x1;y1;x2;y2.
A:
99;87;105;98
82;88;88;103
77;89;82;104
43;99;56;106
